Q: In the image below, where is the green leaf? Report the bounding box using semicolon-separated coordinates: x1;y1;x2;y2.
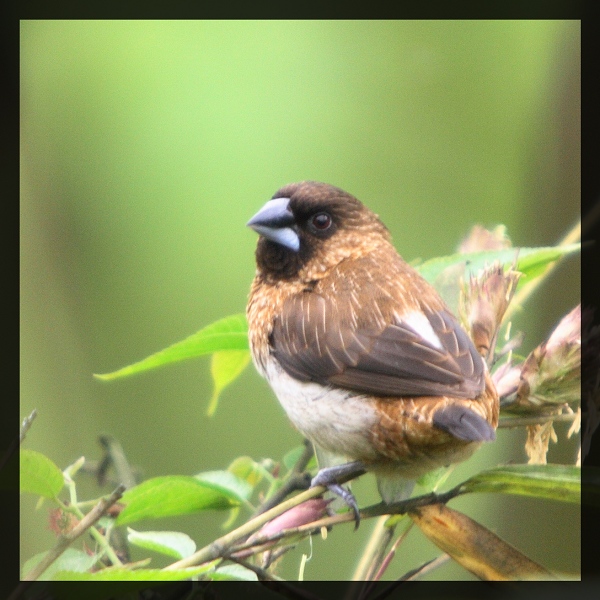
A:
95;313;248;381
459;464;580;504
115;475;241;526
195;469;255;529
417;244;580;308
207;349;251;416
228;455;267;488
194;470;253;504
416;465;454;492
22;548;99;580
20;449;64;499
209;563;258;581
417;244;580;284
53;565;214;581
127;528;197;559
282;445;308;471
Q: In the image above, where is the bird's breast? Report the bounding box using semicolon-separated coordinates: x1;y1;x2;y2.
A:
262;356;381;461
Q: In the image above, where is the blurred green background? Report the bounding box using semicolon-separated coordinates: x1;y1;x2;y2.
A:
20;21;580;580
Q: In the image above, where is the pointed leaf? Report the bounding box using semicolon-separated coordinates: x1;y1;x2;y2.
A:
228;455;267;488
207;349;251;415
409;503;556;580
417;244;580;307
20;449;64;499
127;528;196;559
22;548;98;581
209;563;258;581
459;464;580;504
95;313;248;381
417;244;580;284
115;475;240;526
282;445;309;471
53;565;213;581
194;470;253;504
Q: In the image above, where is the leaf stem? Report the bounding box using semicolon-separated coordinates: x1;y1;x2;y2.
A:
21;485;125;581
254;440;314;516
351;516;392;581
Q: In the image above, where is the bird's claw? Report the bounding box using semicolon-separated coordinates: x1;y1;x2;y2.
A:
310;462;365;530
320;482;361;529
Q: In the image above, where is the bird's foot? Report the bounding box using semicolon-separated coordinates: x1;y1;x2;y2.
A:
310;461;366;530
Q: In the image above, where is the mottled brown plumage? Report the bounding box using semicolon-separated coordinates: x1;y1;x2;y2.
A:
247;181;498;504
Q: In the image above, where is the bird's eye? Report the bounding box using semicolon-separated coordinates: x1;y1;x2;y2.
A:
310;212;332;231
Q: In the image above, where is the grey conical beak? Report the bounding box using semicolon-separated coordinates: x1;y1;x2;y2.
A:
247;197;300;252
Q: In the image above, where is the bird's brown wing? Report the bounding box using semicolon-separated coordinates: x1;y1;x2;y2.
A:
271;291;485;399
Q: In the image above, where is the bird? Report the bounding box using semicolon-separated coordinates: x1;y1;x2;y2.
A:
246;181;498;523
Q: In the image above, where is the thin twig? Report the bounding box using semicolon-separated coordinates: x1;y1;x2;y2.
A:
224;489;462;565
97;435;138;489
398;553;451;581
0;410;38;474
164;443;353;572
21;484;126;581
254;440;314;516
371;521;414;582
20;409;38;443
164;484;331;571
254;473;312;516
352;516;393;582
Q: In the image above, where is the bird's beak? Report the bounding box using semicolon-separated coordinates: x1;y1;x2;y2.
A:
247;197;300;252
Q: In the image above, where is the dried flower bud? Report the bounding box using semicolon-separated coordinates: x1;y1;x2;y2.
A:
514;305;581;411
254;498;331;539
525;421;558;465
48;508;79;536
460;263;520;360
458;225;512;253
493;361;521;404
234;498;332;559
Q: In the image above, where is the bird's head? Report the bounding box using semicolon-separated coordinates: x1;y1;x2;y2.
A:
247;181;391;281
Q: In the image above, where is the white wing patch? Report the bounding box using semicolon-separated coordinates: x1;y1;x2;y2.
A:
398;310;444;350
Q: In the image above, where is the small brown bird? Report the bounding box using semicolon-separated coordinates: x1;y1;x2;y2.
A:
247;182;498;520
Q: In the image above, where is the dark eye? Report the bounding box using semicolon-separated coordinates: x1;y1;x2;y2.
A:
310;212;332;231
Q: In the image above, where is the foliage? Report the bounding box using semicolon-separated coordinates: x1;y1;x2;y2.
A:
19;227;583;583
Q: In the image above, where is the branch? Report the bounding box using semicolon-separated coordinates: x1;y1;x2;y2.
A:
225;489;462;561
398;553;451;581
21;484;126;582
96;435;138;489
164;483;332;571
351;516;394;582
20;409;38;443
253;440;313;516
1;410;38;473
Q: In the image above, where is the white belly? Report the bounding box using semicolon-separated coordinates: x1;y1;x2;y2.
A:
263;359;379;462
